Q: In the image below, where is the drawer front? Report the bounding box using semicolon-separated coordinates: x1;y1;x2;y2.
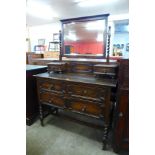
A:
39;80;63;93
94;67;115;74
50;93;65;107
67;84;106;101
69;99;104;117
48;66;66;72
39;91;51;103
39;91;65;107
71;63;93;73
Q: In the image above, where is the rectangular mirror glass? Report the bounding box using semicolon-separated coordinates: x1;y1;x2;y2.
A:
60;14;109;58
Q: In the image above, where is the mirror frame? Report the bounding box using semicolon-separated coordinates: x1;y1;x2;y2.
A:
60;14;109;59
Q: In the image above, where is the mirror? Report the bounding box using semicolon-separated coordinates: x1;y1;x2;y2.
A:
60;14;109;58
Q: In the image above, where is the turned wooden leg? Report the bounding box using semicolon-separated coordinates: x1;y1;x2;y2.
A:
39;104;44;126
55;108;59;115
102;125;108;150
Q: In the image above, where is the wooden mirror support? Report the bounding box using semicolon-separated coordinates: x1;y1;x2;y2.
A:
106;26;111;63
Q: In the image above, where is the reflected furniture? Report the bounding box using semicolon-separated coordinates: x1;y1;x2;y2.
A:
26;65;47;125
27;52;60;65
43;51;60;58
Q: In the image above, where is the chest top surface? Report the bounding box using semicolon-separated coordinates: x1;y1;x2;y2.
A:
34;72;117;87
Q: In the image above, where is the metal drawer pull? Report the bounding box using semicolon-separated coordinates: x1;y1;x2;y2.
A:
119;112;123;117
81;105;86;112
83;90;87;94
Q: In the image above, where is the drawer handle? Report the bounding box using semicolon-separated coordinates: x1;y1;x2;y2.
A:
83;90;87;94
100;97;105;101
119;112;123;117
81;105;86;112
50;84;54;89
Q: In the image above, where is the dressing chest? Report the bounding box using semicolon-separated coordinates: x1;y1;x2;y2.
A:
33;14;129;152
35;60;118;149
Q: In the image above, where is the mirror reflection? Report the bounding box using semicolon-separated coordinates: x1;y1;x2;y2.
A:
63;19;106;56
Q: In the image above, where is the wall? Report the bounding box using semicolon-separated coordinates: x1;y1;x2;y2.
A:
27;22;61;52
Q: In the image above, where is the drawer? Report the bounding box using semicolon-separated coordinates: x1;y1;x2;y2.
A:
39;91;51;103
48;66;66;73
47;62;67;73
68;98;104;117
39;91;65;107
67;84;106;101
50;93;65;107
39;80;63;93
94;67;116;74
71;63;93;73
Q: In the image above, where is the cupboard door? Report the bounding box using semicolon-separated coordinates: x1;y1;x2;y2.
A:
113;89;129;152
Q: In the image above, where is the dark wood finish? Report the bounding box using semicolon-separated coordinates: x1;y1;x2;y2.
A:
113;59;129;152
35;66;117;149
50;59;118;74
47;62;67;73
29;58;117;66
106;26;111;63
93;64;118;79
26;65;47;126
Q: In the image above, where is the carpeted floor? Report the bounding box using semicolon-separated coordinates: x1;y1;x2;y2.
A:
26;113;119;155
